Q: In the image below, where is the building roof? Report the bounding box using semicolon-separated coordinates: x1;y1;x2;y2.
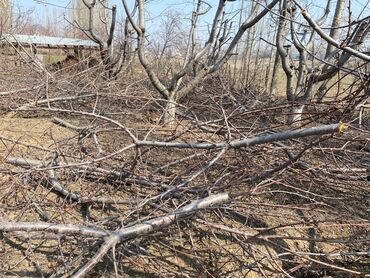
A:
1;34;99;49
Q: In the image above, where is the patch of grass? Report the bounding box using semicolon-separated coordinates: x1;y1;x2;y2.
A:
42;54;66;64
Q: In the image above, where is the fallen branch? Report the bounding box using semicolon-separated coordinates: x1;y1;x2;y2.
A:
6;156;157;188
7;94;96;118
136;123;346;149
0;220;109;238
5;157;138;205
18;108;345;151
71;192;229;277
0;192;230;277
52;117;93;132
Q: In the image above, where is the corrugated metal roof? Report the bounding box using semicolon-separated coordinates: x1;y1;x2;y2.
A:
1;34;99;48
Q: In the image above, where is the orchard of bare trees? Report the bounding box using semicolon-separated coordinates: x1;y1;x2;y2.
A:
0;0;369;277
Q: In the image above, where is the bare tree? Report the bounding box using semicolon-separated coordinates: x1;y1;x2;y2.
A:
122;0;279;124
276;0;370;125
73;0;134;78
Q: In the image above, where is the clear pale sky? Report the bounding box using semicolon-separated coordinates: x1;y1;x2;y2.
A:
12;0;241;36
13;0;210;33
15;0;369;15
14;0;215;21
10;0;370;37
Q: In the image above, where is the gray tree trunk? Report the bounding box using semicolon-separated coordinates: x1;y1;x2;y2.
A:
288;105;305;126
325;0;347;59
317;0;347;100
162;96;177;125
270;53;281;98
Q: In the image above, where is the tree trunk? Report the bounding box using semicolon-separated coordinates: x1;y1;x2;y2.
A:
316;0;347;100
269;53;281;98
240;1;259;85
162;96;177;125
325;0;347;59
288;104;305;126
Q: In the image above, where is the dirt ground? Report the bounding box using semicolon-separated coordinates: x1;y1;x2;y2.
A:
0;59;369;277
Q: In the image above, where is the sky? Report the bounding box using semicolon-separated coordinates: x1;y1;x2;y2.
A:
15;0;370;15
9;0;370;40
11;1;208;33
13;0;370;28
14;0;216;21
11;0;243;37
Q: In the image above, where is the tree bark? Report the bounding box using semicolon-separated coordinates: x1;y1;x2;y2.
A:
325;0;347;59
162;95;177;125
288;104;305;125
